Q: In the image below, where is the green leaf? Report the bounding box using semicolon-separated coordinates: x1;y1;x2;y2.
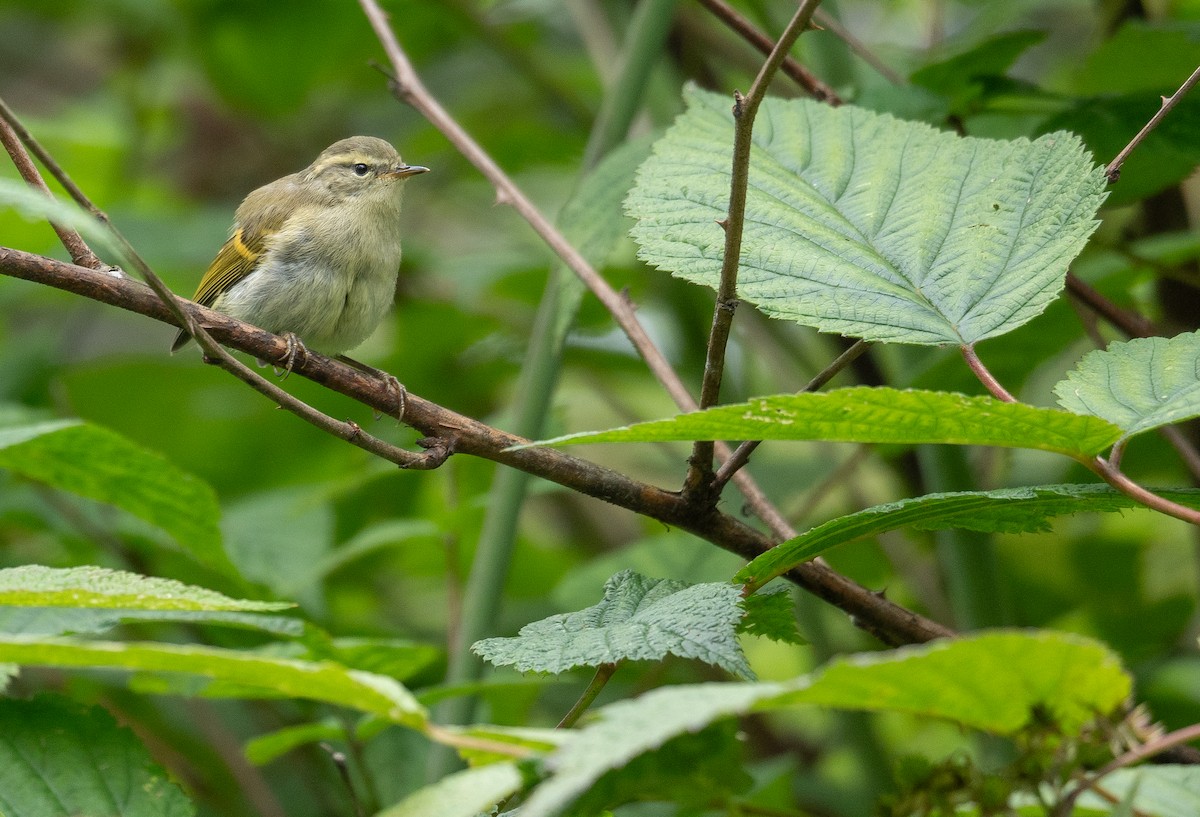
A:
0;420;227;572
565;721;751;816
0;694;195;817
0;565;290;611
533;387;1123;458
472;570;753;679
553;134;655;346
1085;765;1200;817
1055;331;1200;441
768;631;1130;735
911;29;1046;105
519;632;1128;817
0;636;427;728
243;719;345;766
737;588;805;645
0;607;305;638
625;86;1107;345
374;763;524;817
1073;21;1200;95
735;484;1200;589
521;683;769;817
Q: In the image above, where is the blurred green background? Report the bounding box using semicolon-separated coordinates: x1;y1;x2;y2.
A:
2;1;1200;815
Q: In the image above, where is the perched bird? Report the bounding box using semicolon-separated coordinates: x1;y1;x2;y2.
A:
172;136;428;367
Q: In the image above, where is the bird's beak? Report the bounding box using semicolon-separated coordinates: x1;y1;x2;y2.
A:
385;164;430;179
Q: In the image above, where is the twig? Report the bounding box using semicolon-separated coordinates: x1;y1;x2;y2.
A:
557;662;620;728
686;0;825;501
0;246;953;645
355;0;938;642
961;344;1016;402
965;340;1200;527
0;104;102;269
1065;273;1155;338
1058;722;1200;815
696;0;840;104
712;340;871;491
1105;63;1200;183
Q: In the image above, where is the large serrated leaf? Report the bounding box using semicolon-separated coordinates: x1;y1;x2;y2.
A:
626;86;1107;345
0;420;227;572
736;484;1200;589
472;570;753;679
519;631;1128;817
1055;331;1200;440
532;387;1123;458
0;694;195;817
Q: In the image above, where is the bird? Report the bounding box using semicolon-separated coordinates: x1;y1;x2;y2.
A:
172;136;429;373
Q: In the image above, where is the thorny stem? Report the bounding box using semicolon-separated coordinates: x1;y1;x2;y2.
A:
1105;63;1200;182
557;662;620;729
695;0;839;103
686;0;825;501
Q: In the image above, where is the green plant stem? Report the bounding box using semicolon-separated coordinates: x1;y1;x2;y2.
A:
966;344;1200;527
427;2;679;779
557;662;620;728
427;269;566;782
686;0;824;500
583;0;678;167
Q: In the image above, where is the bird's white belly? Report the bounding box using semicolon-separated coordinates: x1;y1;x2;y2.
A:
216;238;400;355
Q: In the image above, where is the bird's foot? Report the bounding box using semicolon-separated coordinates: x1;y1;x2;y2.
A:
270;332;308;378
336;355;407;422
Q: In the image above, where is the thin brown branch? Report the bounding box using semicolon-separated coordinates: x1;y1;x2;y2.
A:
355;0;872;596
687;0;825;501
1106;63;1200;183
712;340;871;491
1065;272;1156;338
696;0;840;103
961;344;1016;402
1058;722;1200;815
0;103;102;269
0;246;953;645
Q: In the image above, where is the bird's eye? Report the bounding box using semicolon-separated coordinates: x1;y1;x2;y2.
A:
352;163;370;177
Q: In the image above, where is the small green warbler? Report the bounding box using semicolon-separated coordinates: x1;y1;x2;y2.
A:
172;136;428;359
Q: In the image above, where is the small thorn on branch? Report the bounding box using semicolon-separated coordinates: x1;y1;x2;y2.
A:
732;90;747;118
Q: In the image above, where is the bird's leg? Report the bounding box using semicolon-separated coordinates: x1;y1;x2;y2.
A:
336;355;407;422
264;332;308;378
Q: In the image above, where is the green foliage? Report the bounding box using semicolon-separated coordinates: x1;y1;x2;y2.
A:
0;694;194;817
626;86;1107;344
473;569;753;679
0;564;288;610
0;636;427;728
1055;331;1200;441
2;2;1199;816
0;419;226;571
736;484;1200;589
375;763;524;817
535;387;1124;456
